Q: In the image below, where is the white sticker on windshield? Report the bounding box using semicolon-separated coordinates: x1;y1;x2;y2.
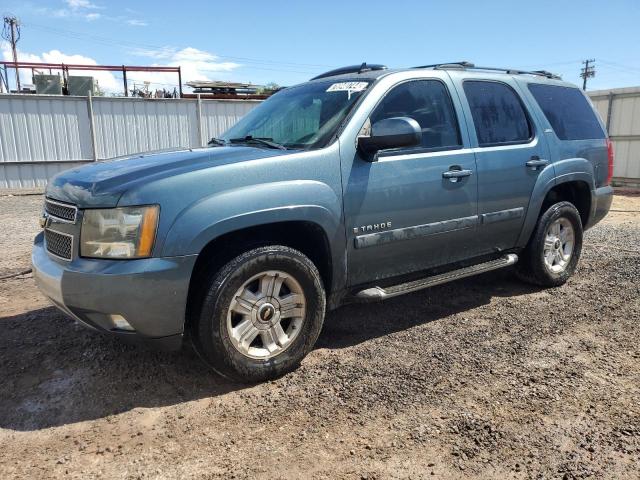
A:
326;81;368;99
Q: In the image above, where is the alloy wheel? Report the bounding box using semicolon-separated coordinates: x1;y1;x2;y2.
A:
226;270;306;359
543;217;575;274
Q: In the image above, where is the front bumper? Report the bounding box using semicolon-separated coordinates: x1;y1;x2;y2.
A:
32;232;197;350
586;185;614;229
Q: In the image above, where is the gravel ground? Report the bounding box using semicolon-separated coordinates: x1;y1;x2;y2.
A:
0;194;638;479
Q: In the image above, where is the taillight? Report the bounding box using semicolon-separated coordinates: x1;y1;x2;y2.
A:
606;138;614;185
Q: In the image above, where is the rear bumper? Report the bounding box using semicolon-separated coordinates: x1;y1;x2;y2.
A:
586;185;614;229
32;232;197;350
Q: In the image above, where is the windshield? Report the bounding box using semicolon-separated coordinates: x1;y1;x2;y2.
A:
219;80;371;149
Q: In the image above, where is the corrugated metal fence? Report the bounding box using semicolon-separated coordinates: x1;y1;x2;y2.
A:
588;87;640;187
0;94;258;189
2;88;639;189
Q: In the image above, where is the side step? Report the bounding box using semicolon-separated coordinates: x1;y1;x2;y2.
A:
355;253;518;301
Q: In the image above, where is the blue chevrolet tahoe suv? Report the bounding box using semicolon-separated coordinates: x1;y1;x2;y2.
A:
32;62;614;381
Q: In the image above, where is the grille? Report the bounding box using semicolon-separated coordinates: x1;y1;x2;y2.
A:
45;199;77;223
45;229;73;260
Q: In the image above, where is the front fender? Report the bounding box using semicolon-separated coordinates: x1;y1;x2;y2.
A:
161;180;346;290
516;158;595;247
162;180;342;256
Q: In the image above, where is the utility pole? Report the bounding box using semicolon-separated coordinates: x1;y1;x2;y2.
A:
580;59;595;91
2;15;21;92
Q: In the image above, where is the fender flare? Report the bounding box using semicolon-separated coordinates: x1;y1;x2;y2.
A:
516;158;595;247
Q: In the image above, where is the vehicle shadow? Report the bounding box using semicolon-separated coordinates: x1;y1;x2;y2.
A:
318;268;540;349
0;268;539;432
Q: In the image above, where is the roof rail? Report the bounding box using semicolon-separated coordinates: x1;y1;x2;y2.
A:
412;61;561;79
310;63;388;81
413;61;475;69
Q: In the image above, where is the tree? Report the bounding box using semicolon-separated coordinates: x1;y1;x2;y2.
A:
257;82;281;94
93;80;106;97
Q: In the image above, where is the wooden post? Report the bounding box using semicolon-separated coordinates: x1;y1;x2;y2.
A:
122;66;128;97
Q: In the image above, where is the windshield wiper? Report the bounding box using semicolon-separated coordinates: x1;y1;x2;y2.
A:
228;136;287;150
207;137;228;147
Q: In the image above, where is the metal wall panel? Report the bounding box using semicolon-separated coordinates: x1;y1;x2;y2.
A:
92;97;199;159
200;100;258;145
0;95;258;189
589;87;640;183
0;162;88;190
0;94;92;163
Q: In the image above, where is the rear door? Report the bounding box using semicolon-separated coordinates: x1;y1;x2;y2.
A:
450;75;552;254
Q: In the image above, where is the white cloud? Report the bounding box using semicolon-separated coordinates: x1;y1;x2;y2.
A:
36;1;144;25
66;0;101;9
126;19;147;27
129;47;241;88
131;47;179;60
1;45;120;93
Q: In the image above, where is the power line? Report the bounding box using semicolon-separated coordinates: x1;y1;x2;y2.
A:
598;59;640;74
24;22;334;73
580;59;595;91
514;59;583;69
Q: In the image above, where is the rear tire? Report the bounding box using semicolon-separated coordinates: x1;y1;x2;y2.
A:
191;245;326;382
516;201;583;287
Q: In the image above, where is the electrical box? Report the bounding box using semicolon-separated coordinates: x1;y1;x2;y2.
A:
34;75;63;95
67;76;95;96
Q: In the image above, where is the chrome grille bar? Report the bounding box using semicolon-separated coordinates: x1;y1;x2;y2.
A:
45;198;78;224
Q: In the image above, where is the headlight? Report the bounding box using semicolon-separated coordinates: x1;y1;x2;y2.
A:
81;205;159;259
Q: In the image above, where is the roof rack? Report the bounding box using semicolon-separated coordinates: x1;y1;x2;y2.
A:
310;63;388;81
412;61;561;79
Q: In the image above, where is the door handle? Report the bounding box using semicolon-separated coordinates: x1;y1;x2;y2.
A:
442;168;473;182
526;156;550;169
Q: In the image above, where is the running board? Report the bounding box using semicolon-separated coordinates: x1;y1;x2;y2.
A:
355;253;518;301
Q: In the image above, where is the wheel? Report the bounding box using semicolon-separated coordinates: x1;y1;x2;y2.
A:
516;201;583;287
191;245;326;382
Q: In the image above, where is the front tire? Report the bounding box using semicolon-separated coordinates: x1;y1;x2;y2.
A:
192;246;326;382
516;201;583;287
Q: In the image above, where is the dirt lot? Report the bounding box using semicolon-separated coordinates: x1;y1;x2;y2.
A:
0;194;638;479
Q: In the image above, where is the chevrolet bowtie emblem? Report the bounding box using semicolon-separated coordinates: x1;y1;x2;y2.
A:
40;213;51;229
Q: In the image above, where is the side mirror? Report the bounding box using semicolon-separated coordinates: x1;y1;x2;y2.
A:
358;116;422;157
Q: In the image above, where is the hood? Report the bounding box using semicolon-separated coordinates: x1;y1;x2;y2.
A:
46;146;292;207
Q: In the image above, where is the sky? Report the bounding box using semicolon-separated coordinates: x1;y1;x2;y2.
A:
1;0;639;94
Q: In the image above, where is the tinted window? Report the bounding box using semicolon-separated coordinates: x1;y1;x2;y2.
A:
370;80;461;150
463;81;532;146
528;84;605;140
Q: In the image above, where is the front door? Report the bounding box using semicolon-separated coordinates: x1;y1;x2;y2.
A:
341;77;480;286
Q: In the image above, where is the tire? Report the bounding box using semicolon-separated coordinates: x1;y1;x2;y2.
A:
191;245;326;382
516;201;583;287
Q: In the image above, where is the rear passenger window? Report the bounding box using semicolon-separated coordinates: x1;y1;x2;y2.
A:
528;84;605;140
370;80;461;150
463;81;532;146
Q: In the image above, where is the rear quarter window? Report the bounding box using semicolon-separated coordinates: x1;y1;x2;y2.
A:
528;84;605;140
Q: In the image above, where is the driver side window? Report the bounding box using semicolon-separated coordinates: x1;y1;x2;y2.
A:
371;80;462;150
